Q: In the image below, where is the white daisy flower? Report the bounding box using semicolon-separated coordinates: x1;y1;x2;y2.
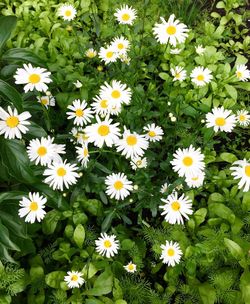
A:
99;80;132;107
160;240;183;266
153;15;189;46
205;107;236;132
43;160;79;191
195;45;205;55
236;65;250;82
160;182;169;194
190;66;212;86
116;128;149;159
95;232;119;258
170;66;187;82
119;54;131;65
73;80;82;88
123;262;137;273
66;99;94;126
84;116;120;148
0;106;31;139
111;36;130;54
76;143;89;168
91;95;110;116
70;127;89;145
170;145;205;178
236;110;250;127
37;95;55;108
143;123;164;142
114;5;137;25
185;171;205;188
230;159;250;192
170;48;182;54
27;136;65;166
160;192;193;225
14;63;52;93
18;192;46;224
105;172;133;200
98;46;118;64
130;157;147;170
64;271;85;289
85;48;97;58
58;4;77;21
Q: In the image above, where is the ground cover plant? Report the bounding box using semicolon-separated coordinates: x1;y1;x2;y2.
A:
0;0;250;303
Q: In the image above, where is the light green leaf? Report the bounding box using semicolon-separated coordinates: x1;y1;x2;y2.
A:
224;84;237;100
84;268;113;296
220;152;237;163
73;224;85;248
199;282;216;304
224;238;244;260
240;271;250;304
194;208;207;227
209;203;235;224
45;271;65;289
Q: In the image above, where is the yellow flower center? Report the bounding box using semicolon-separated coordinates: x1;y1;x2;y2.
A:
65;10;72;17
6;116;19;128
111;90;121;99
236;71;242;78
29;201;38;211
136;160;142;166
122;13;130;21
166;25;177;35
167;248;175;256
175;73;181;78
106;51;113;58
41;98;48;105
100;99;108;108
148;131;156;137
118;43;124;50
98;125;110;136
191;176;199;181
83;148;88;157
114;180;123;190
37;146;47;156
71;275;78;281
126;135;137;146
197;74;204;81
104;240;112;248
182;156;193;166
128;264;135;271
88;52;95;58
171;201;181;211
75;109;84;117
215;117;226;126
239;114;246;122
245;165;250;177
29;73;41;84
57;167;66;177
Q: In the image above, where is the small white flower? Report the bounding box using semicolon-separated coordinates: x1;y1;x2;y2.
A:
190;66;212;86
64;271;85;289
160;240;183;266
114;5;137;25
143;123;164;142
70;127;89;145
123;262;137;273
58;4;77;21
185;171;205;188
230;159;250;192
170;48;182;54
0;106;31;139
73;80;82;88
99;46;118;64
170;116;177;122
195;45;205;55
160;182;169;194
130;157;147;170
43;160;79;191
170;66;187;82
236;110;250;127
111;36;130;54
85;48;97;58
18;192;46;223
205;107;236;133
37;95;55;108
105;172;133;200
236;65;250;82
66;99;94;126
153;15;189;46
95;233;119;258
160;192;193;225
14;63;52;93
76;143;89;168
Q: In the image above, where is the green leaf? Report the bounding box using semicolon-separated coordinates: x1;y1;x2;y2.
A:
198;282;216;304
0;191;27;204
0;219;20;251
0;79;23;112
220;152;237;163
73;224;85;248
0;295;11;304
84;268;113;296
25;122;47;138
101;210;116;232
209;193;225;203
209;203;235;224
224;84;237;100
0;16;17;52
194;208;207;227
45;271;65;289
3;48;46;67
42;210;61;235
240;271;250;304
224;238;244;260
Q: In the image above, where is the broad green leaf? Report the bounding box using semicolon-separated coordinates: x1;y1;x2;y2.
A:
209;193;225;203
0;16;17;52
224;238;244;260
25;121;47;138
42;210;61;235
0;79;23;112
0;219;20;251
121;239;135;250
101;210;115;232
220;152;237;163
73;224;85;248
194;208;207;226
198;282;216;304
209;203;235;224
0;191;27;204
3;48;46;67
224;84;237;100
240;271;250;304
0;295;11;304
45;271;65;289
84;268;113;296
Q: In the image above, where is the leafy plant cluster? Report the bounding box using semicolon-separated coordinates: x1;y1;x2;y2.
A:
0;0;250;303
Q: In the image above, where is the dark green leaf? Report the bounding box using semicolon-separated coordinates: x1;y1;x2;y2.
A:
0;16;17;52
3;48;46;67
0;79;23;111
